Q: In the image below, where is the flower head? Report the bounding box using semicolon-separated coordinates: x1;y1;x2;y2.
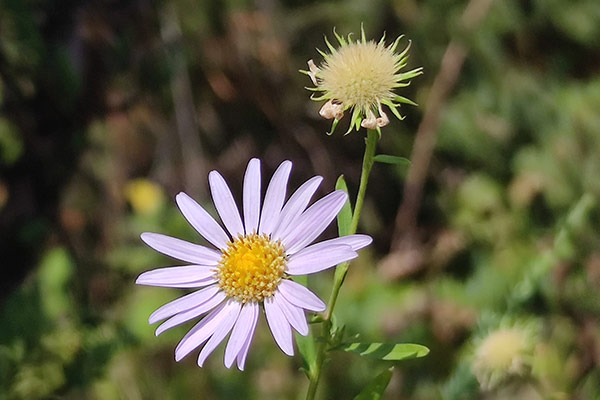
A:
136;159;372;369
302;26;423;135
471;321;537;390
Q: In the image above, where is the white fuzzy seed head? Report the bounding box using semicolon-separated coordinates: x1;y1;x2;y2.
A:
320;41;398;114
302;26;423;135
472;326;535;390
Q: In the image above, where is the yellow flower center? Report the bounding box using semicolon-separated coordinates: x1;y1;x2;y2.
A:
320;41;397;112
217;233;287;302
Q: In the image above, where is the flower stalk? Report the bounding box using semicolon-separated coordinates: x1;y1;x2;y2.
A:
305;129;380;399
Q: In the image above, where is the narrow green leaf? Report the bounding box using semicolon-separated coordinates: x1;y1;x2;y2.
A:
373;155;411;166
353;367;394;400
309;93;328;101
332;175;353;286
345;107;361;135
296;331;317;377
396;38;411;58
360;22;367;44
293;275;317;376
340;343;430;360
381;100;405;121
324;35;337;53
316;47;329;59
333;27;347;46
335;175;353;236
304;86;322;92
377;31;387;46
394;95;418;106
397;68;424;81
389;34;405;53
327;118;340;136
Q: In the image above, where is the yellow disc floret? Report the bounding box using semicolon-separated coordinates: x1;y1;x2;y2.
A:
217;233;287;302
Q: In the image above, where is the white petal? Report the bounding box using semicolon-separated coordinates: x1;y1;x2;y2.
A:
317;234;373;252
174;301;230;361
264;296;294;356
197;300;242;366
280;190;348;254
149;284;220;324
236;303;260;371
287;244;357;275
224;301;258;368
259;161;292;235
272;176;322;240
175;192;230;250
278;280;326;312
141;277;217;289
140;233;221;265
243;159;261;234
209;171;244;238
274;291;309;336
155;291;227;336
136;265;217;286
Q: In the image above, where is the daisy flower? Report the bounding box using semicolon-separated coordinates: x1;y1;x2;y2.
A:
301;26;423;135
136;158;372;370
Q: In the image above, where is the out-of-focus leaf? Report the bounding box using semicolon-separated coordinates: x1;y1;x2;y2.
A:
373;154;411;166
353;367;394;400
339;343;429;360
0;118;24;165
38;247;74;319
335;175;352;236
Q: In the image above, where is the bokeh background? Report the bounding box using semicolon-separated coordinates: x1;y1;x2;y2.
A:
1;0;600;398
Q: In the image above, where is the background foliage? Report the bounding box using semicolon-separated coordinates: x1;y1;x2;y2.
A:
1;0;599;398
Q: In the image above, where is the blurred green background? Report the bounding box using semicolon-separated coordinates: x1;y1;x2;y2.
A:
1;0;600;398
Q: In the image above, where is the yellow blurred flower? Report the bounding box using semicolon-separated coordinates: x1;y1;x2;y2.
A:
125;179;165;215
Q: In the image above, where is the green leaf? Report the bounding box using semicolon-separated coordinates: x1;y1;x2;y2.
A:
293;275;317;376
394;95;418;106
353;367;394;400
340;343;429;360
327;118;340;136
332;175;353;286
345;107;361;135
296;330;317;378
373;155;411;166
335;175;353;236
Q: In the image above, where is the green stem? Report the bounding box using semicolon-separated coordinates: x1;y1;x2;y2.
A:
305;129;379;400
350;129;378;234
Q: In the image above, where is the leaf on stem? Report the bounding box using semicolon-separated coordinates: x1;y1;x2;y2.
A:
373;154;411;166
353;367;394;400
338;342;429;360
293;275;317;376
335;175;353;237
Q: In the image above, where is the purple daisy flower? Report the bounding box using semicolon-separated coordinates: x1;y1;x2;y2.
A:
136;158;371;370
